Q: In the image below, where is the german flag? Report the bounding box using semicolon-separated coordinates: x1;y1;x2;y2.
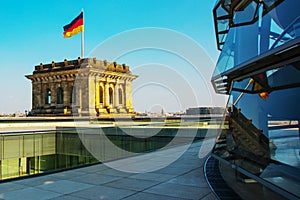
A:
63;12;84;38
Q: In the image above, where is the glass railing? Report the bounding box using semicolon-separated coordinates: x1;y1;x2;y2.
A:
0;130;97;180
0;121;213;181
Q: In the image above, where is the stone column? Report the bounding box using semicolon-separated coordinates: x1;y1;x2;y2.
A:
99;83;104;108
63;82;70;108
125;80;134;113
117;84;127;113
80;78;89;113
79;87;82;109
76;79;84;110
114;83;119;108
95;82;100;109
69;83;74;106
62;82;72;115
120;84;125;107
41;82;46;107
32;80;42;109
50;82;56;107
109;84;115;107
87;77;97;116
104;82;110;107
73;82;80;108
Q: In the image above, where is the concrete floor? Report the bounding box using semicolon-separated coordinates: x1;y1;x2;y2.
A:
0;141;216;200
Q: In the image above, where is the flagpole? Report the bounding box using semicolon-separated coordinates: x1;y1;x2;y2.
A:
81;8;85;58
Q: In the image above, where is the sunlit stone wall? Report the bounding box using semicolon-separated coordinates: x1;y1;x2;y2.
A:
26;58;138;116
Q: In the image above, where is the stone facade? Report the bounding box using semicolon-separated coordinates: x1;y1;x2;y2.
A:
26;58;138;116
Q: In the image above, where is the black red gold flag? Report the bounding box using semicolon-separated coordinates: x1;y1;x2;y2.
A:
63;12;84;38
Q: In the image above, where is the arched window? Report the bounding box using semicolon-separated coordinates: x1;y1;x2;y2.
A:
100;86;104;104
109;87;113;105
118;88;122;105
57;87;64;104
45;89;51;104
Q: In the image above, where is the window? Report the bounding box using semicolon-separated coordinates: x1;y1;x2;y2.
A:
57;87;64;104
100;86;104;104
45;89;51;104
109;87;113;105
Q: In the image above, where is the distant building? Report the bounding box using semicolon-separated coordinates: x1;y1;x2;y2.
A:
186;107;225;115
26;57;138;116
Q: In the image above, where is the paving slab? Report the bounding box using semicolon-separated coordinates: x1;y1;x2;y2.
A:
14;175;61;187
154;165;194;175
36;180;92;195
0;182;27;194
49;195;83;200
99;168;132;177
48;170;87;180
70;173;121;185
69;185;136;200
123;192;184;200
0;187;61;200
144;182;211;200
103;178;160;191
129;172;177;182
167;169;208;187
74;164;109;173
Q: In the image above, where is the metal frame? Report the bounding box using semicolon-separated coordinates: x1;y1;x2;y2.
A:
213;0;284;50
211;37;300;94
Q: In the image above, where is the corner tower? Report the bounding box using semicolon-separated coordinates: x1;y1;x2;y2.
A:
26;57;138;117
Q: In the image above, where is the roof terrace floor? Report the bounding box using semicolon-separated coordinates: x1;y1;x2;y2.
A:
0;141;216;200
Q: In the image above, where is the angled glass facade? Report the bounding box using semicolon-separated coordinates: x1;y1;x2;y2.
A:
211;0;300;199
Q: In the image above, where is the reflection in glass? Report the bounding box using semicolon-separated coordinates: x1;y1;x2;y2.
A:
212;0;300;198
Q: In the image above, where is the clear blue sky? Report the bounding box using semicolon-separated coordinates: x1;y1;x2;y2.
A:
0;0;226;114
